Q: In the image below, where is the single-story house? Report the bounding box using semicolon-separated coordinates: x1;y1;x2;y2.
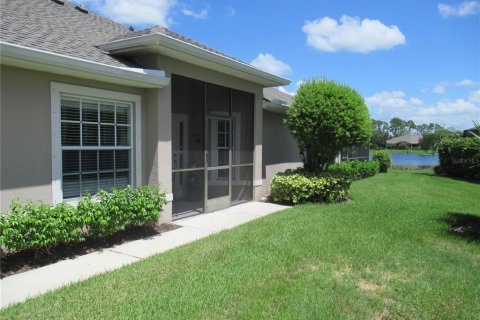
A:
386;134;421;148
0;0;303;222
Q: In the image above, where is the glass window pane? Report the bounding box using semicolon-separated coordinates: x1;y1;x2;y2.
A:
81;173;98;195
100;125;115;146
115;150;130;170
172;170;204;216
218;149;228;166
62;150;79;174
115;171;130;189
63;174;80;199
232;89;254;165
231;166;253;204
171;75;205;169
99;150;114;171
82;99;98;123
81;150;98;173
100;101;115;123
82;124;98;146
116;126;130;146
116;104;130;124
61;97;80;121
99;172;114;192
61;122;80;146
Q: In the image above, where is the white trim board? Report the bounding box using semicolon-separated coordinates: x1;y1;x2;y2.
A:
51;82;143;204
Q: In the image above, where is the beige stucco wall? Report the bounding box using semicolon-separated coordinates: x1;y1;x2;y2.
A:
262;110;302;195
0;65;173;220
1;56;266;219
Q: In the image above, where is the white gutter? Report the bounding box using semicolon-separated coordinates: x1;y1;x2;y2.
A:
99;33;290;87
0;42;170;88
263;100;289;114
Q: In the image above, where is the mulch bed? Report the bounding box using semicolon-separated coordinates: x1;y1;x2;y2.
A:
1;223;182;279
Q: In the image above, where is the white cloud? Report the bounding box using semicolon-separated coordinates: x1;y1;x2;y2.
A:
366;90;480;129
77;0;177;27
226;6;236;18
438;1;480;17
302;15;406;53
250;53;292;76
431;79;478;94
456;79;477;86
278;87;295;96
296;80;305;88
470;90;480;104
277;81;304;96
182;7;209;19
366;91;424;110
433;84;446;94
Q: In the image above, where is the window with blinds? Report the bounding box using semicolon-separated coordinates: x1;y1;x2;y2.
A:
60;95;132;199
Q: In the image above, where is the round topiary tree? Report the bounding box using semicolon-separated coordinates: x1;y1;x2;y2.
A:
286;79;371;173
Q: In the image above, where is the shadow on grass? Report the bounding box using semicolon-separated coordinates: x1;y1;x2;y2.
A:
441;212;480;243
413;172;480;184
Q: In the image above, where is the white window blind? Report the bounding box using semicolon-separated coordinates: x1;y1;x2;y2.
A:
60;95;133;199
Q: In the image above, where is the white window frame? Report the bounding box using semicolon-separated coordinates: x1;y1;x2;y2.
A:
51;82;142;204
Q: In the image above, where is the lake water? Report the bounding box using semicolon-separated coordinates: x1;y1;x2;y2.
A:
390;153;439;167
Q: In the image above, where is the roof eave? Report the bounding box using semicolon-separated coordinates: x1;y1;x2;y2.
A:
0;42;171;88
99;33;291;87
263;101;289;114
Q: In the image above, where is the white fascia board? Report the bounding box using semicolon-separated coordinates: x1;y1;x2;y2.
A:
0;42;170;88
99;34;291;87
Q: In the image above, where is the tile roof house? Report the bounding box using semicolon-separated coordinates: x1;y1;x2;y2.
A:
386;134;421;147
0;0;300;221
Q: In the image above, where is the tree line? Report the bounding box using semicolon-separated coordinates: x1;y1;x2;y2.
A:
371;117;461;150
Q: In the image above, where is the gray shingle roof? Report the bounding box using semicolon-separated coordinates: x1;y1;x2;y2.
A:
263;87;294;106
0;0;248;69
1;0;137;67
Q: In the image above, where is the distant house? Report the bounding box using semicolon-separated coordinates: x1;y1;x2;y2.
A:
463;127;479;138
386;134;421;148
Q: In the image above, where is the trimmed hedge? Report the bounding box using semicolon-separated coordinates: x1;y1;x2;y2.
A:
327;160;379;180
0;186;167;254
372;151;392;172
270;170;351;205
0;201;85;253
437;137;480;180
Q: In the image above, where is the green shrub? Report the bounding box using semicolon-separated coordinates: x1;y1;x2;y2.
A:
270;170;351;205
286;79;371;173
0;201;85;253
79;186;167;238
437;137;480;180
372;151;392;172
0;186;167;254
328;160;379;180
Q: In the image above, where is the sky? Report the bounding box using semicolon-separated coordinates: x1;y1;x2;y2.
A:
77;0;480;130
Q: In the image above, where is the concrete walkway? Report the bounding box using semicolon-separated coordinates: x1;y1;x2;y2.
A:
0;202;289;308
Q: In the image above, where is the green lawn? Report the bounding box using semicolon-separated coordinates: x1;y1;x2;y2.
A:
2;170;479;319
